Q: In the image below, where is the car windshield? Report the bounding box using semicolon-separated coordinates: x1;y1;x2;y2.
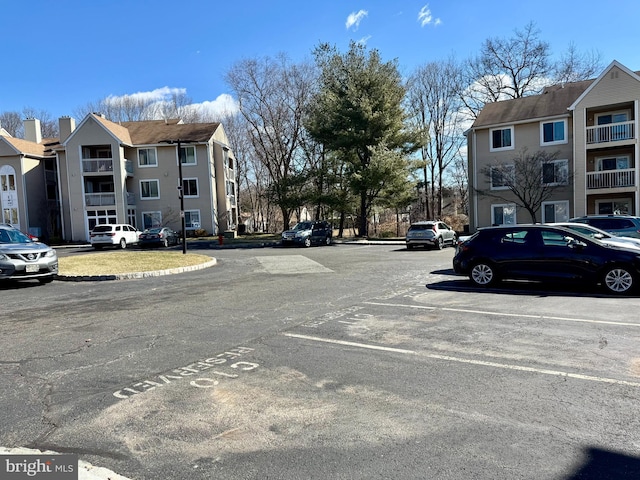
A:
410;224;433;231
0;228;32;244
292;222;313;231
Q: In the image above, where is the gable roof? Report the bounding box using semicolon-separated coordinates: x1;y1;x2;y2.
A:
120;120;221;145
568;60;640;110
472;79;593;129
0;136;54;158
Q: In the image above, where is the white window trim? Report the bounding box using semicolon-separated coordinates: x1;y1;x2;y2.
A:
140;179;160;200
183;177;199;198
595;110;631;125
180;145;197;166
489;126;514;152
540;119;568;146
595;155;631;171
142;211;163;229
137;147;158;168
541;200;570;223
184;209;201;229
595;198;632;215
491;203;517;226
490;164;514;190
542;159;569;186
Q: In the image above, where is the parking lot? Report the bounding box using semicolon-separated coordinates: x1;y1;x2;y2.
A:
1;243;639;479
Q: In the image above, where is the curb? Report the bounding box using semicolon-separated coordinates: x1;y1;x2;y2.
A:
55;258;217;282
0;447;130;480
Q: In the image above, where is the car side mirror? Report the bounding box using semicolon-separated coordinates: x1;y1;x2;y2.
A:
567;237;587;249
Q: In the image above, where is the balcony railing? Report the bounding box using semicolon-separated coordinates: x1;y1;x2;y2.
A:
82;159;113;173
85;192;116;206
586;168;636;189
586;121;635;144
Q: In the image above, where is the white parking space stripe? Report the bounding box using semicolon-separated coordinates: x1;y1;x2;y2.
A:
284;333;640;388
364;302;640;327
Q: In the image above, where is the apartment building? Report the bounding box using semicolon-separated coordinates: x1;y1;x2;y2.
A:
466;60;640;232
0;113;238;242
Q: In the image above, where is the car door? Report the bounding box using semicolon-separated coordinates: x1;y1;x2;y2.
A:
533;228;597;282
438;222;454;244
492;228;541;279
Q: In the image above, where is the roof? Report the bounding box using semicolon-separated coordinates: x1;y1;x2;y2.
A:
0;136;52;158
119;120;221;145
471;80;593;128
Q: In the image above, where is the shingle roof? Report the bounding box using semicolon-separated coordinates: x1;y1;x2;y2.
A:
120;120;221;145
1;136;51;157
472;80;593;128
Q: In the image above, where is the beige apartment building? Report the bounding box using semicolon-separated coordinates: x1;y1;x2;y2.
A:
466;60;640;232
0;113;238;242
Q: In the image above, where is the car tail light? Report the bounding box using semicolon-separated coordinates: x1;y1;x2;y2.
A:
432;225;437;231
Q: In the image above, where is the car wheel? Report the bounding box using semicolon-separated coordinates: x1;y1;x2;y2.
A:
603;266;634;294
325;236;331;246
450;234;458;247
119;238;127;249
435;237;444;250
303;237;311;248
470;262;496;287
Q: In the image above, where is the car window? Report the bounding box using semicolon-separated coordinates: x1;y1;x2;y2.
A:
541;230;570;247
499;230;528;244
92;225;112;233
410;224;431;231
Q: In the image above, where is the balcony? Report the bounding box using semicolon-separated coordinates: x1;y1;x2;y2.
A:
586;121;635;145
85;193;116;206
126;192;136;205
83;159;113;173
586;168;636;189
125;160;134;176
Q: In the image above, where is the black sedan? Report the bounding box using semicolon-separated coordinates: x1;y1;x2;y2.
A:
138;227;180;248
453;224;640;294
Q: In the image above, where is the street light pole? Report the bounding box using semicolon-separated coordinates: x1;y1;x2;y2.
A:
177;140;187;254
161;139;187;254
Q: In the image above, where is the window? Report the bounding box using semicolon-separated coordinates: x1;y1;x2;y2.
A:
86;209;117;231
490;164;515;190
226;181;235;196
596;111;629;125
127;208;137;228
138;148;157;167
185;210;201;229
180;146;196;165
81;145;112;159
542;201;569;223
596;199;631;215
596;155;630;171
142;211;162;229
492;204;516;225
542;159;569;185
541;120;567;145
490;127;514;151
183;178;199;197
3;208;18;224
140;180;160;199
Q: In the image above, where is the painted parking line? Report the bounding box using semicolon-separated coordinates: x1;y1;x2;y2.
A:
283;333;640;388
364;301;640;327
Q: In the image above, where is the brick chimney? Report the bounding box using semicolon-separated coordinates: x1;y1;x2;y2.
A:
24;118;42;143
59;116;76;142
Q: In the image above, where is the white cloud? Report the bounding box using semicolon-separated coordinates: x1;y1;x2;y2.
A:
346;10;368;30
357;35;372;46
105;87;186;105
417;5;441;27
192;93;239;118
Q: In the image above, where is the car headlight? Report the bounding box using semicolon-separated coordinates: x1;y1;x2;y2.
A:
44;250;57;258
296;231;310;238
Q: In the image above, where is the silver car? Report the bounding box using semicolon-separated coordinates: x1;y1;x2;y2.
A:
0;224;58;284
406;221;457;250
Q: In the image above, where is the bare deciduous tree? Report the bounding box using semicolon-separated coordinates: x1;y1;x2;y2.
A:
225;53;316;229
407;57;467;218
478;148;568;223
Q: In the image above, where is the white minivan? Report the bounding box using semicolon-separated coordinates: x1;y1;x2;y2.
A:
90;224;140;249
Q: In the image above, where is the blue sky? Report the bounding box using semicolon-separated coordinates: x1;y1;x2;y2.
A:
3;0;640;121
